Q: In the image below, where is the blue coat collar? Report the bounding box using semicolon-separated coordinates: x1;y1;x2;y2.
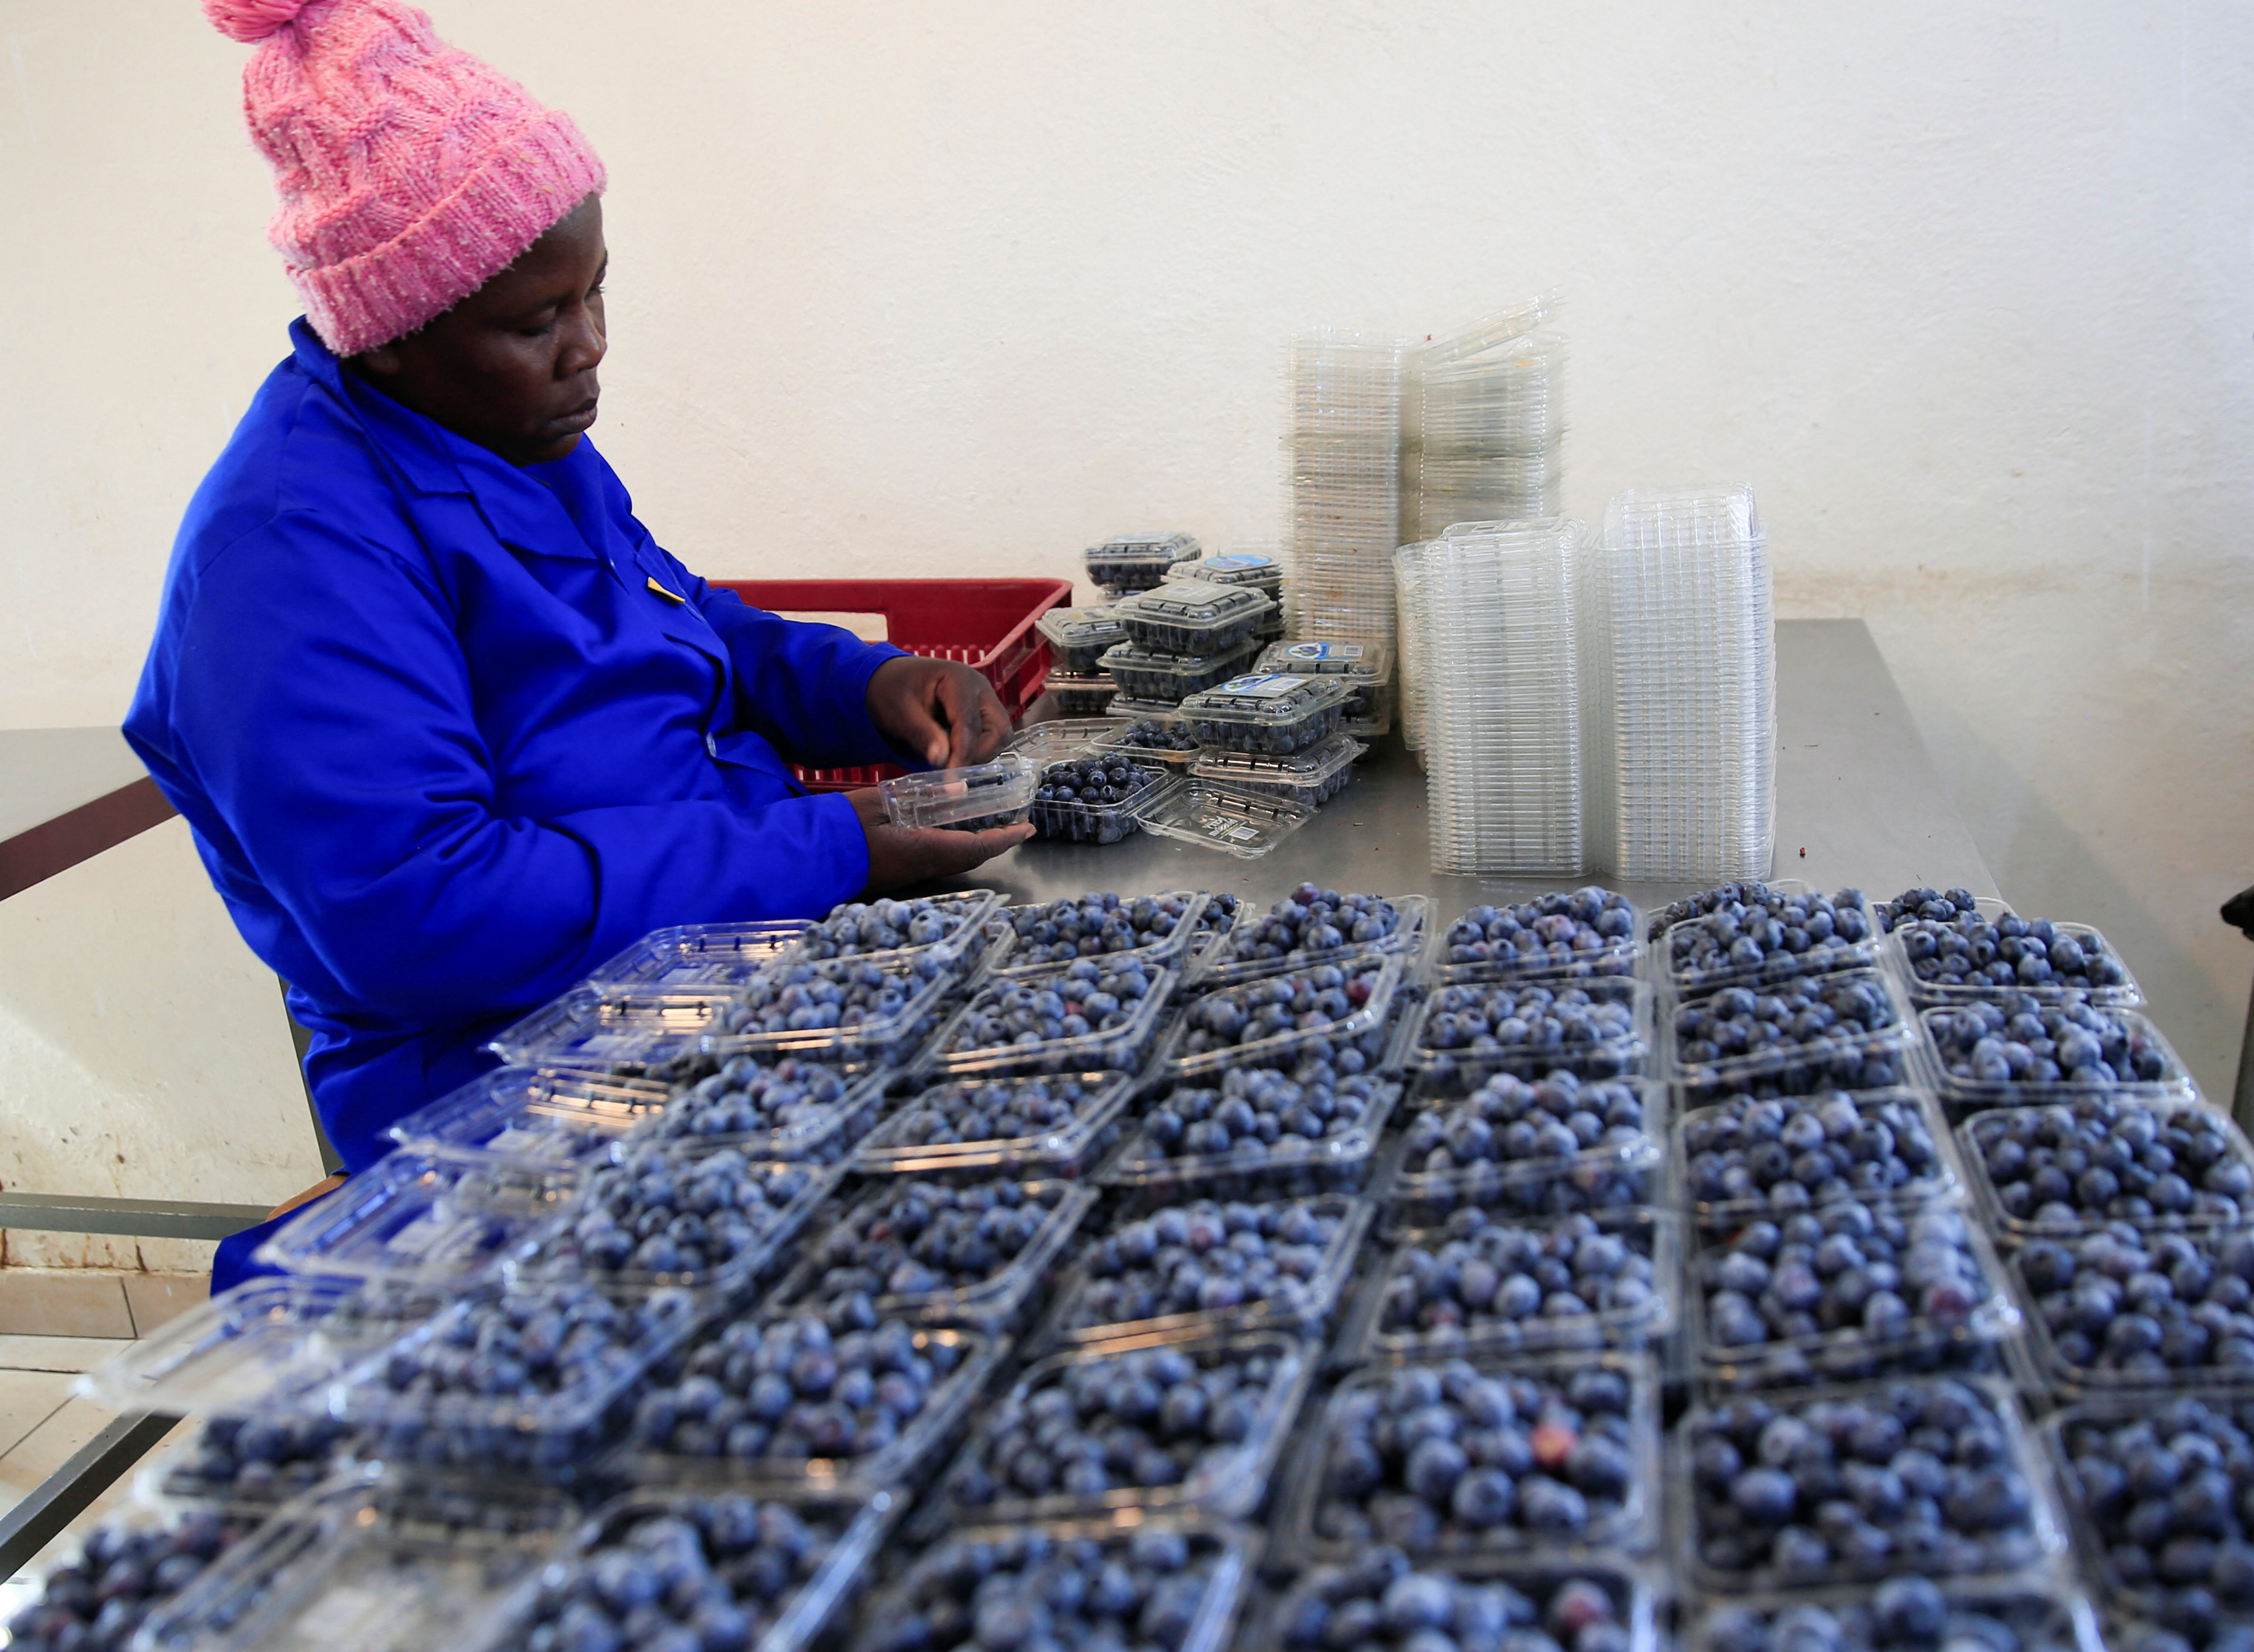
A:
290;317;603;564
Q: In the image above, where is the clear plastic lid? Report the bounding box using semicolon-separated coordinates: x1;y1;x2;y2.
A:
929;1332;1316;1527
1131;777;1313;859
1675;1088;1959;1223
386;1066;670;1166
1179;673;1352;757
136;1478;575;1652
1688;1198;2020;1393
1003;716;1129;767
485;988;729;1075
1049;1193;1372;1347
1334;1207;1675;1366
767;1177;1096;1331
853;1070;1138;1177
933;957;1179;1077
77;1275;441;1420
582;919;810;998
1113;581;1277;655
496;1486;899;1652
1034;604;1130;671
606;1319;1010;1493
254;1150;579;1288
878;755;1037;832
1099;639;1262;701
1175;552;1285;593
1091;714;1204;770
1278;1349;1660;1570
1256;638;1394;684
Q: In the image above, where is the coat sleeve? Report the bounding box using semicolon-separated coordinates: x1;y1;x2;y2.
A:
660;551;916;772
161;513;873;1023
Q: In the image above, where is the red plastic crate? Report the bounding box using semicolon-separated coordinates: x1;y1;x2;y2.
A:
714;577;1071;791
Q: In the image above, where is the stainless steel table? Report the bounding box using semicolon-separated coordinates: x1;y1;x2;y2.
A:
975;617;1997;915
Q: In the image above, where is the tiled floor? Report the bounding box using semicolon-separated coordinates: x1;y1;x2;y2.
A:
0;1321;147;1588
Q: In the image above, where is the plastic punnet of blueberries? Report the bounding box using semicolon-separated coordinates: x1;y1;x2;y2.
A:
1309;1359;1646;1557
1686;1378;2049;1585
158;1415;364;1508
791;896;986;961
1697;1582;2081;1652
943;958;1167;1072
1694;1202;2004;1368
1679;1091;1947;1216
941;1336;1306;1519
1176;955;1392;1063
1371;1211;1663;1357
1182;673;1349;755
783;1177;1082;1317
1225;885;1408;964
1402;1072;1650;1177
1675;975;1900;1068
720;953;950;1043
1419;982;1641;1067
1652;881;1859;943
632;1056;861;1155
2015;1224;2254;1384
865;1526;1234;1652
513;1495;859;1652
625;1309;972;1472
1666;886;1876;987
863;1074;1119;1154
1031;757;1163;843
1007;892;1198;964
1132;1056;1394;1166
1105;717;1203;757
1927;994;2176;1091
1276;1550;1637;1652
1894;909;2133;998
1968;1096;2254;1232
2;1511;257;1652
2055;1395;2254;1640
1066;1196;1354;1336
1444;888;1639;978
525;1147;823;1283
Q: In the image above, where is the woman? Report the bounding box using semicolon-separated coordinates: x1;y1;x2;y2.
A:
125;0;1032;1241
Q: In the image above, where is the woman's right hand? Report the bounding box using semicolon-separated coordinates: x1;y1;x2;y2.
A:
846;788;1032;894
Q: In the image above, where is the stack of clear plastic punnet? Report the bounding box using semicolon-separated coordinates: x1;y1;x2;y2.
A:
1401;293;1566;543
1285;330;1404;647
1586;483;1775;880
1411;518;1593;875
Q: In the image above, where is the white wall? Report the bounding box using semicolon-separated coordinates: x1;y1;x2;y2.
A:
2;1;2251;1217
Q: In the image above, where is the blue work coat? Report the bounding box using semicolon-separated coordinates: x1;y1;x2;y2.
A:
125;320;908;1175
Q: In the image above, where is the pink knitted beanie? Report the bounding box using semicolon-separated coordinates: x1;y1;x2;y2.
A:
204;0;606;355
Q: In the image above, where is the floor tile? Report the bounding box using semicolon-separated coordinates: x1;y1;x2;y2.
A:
0;1370;74;1459
0;1396;124;1520
122;1273;207;1336
0;1334;134;1375
0;1271;134;1338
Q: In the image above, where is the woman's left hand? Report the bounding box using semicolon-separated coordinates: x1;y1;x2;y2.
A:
866;656;1012;768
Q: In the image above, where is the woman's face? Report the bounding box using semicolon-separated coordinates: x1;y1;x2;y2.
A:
351;194;608;466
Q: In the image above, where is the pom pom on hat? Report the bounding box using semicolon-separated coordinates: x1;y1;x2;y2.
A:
208;0;605;354
202;0;314;44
